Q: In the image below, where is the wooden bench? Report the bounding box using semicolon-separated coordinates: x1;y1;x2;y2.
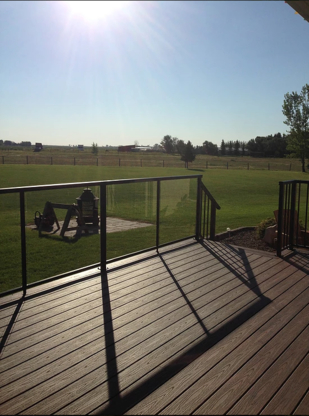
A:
38;201;89;237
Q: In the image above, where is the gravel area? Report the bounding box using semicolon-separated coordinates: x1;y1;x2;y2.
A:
219;229;276;253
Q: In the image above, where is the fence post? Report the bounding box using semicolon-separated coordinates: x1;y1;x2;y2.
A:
119;158;120;167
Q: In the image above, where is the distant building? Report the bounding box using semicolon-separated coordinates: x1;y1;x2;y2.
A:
78;145;84;151
131;146;153;152
21;141;31;146
34;143;43;152
118;145;136;152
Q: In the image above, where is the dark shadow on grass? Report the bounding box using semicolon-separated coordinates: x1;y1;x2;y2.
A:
187;168;205;172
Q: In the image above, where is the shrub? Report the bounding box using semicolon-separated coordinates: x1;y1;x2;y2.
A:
256;217;276;239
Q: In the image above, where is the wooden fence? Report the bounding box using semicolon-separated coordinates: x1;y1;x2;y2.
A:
0;154;302;171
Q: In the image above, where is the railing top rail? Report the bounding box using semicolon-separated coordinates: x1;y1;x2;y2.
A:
279;179;309;185
201;182;221;210
0;174;203;194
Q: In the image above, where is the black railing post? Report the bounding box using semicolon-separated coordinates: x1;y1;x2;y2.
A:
196;177;202;240
20;191;27;295
277;182;284;257
289;181;297;250
210;201;217;240
100;184;107;277
156;180;160;251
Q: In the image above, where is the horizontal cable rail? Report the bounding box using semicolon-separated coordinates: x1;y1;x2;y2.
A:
0;175;220;297
277;180;309;256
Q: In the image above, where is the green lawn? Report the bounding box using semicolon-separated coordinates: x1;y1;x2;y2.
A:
1;164;308;292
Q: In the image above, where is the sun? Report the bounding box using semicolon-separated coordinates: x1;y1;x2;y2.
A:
64;1;129;22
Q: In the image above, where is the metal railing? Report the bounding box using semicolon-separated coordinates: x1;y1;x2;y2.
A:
197;180;221;240
0;175;220;296
277;180;309;256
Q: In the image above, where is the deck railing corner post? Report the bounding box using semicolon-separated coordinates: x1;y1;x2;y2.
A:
100;183;107;277
195;177;202;241
277;181;284;257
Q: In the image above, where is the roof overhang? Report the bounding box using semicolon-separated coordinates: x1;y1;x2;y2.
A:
285;1;309;23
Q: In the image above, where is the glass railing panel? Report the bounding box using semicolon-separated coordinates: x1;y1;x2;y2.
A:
106;181;157;259
0;192;22;293
159;178;197;246
25;185;101;285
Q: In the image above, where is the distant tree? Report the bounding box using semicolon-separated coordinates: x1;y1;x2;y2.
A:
203;140;218;156
228;141;233;155
234;140;240;156
283;84;309;172
160;135;174;153
0;140;3;146
181;141;195;168
241;141;246;156
175;139;186;155
92;142;98;156
220;140;226;156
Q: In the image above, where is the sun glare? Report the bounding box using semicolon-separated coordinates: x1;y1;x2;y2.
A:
64;1;129;22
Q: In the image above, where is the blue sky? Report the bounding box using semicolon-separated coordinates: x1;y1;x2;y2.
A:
1;1;308;148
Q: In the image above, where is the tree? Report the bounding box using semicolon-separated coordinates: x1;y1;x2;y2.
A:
228;141;233;155
175;139;186;155
234;140;240;156
160;135;174;153
282;84;309;172
220;140;226;156
203;140;218;156
181;140;195;168
92;142;98;156
241;141;246;156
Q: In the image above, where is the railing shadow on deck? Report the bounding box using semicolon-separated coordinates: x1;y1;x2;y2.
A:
281;249;309;274
0;241;272;415
200;240;266;298
91;245;271;415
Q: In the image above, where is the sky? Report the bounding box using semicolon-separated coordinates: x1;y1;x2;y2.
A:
1;1;309;148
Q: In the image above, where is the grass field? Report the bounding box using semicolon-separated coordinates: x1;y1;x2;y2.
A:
1;164;308;293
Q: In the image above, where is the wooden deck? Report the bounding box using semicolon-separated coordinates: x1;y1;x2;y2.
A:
1;239;309;415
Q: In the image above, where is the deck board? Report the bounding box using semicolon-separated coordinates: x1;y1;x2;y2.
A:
1;240;309;415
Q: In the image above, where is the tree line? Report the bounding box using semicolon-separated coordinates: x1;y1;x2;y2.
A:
160;133;288;159
161;83;309;170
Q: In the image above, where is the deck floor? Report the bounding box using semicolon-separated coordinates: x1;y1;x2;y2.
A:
1;239;309;415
